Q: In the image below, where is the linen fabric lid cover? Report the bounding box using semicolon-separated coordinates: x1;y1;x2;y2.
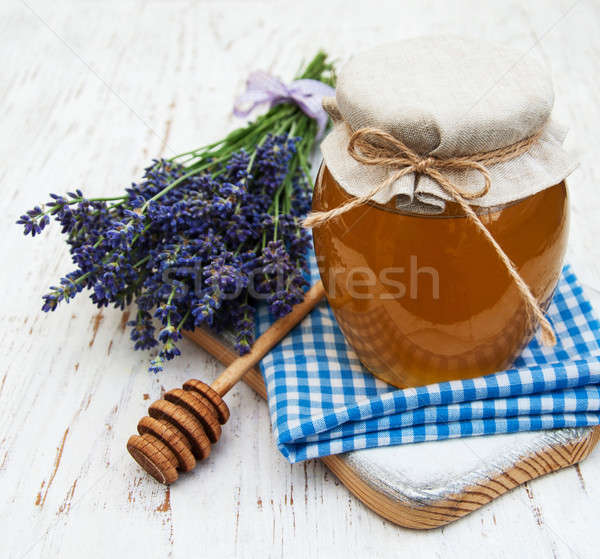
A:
320;36;577;213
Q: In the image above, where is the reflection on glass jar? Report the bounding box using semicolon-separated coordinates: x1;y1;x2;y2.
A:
312;165;569;388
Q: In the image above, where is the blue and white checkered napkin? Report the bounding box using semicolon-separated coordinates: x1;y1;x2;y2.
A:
256;253;600;463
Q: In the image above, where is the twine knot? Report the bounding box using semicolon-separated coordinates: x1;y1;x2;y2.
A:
414;157;434;174
303;125;556;346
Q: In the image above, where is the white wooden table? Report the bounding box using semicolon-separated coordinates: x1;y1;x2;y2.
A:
2;1;600;557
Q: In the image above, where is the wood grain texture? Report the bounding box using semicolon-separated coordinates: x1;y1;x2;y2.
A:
2;0;600;557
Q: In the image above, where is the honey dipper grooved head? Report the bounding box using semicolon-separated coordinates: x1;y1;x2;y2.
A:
182;389;219;424
127;434;178;484
183;379;230;424
138;416;196;472
164;388;222;443
148;399;211;460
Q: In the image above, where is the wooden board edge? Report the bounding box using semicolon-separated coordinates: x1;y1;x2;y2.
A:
183;328;600;529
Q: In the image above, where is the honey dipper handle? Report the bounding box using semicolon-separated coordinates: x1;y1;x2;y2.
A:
211;280;326;396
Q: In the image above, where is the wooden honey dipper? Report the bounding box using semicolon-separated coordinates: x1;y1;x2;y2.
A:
127;280;326;484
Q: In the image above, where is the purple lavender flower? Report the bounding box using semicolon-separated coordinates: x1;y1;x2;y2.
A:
17;49;335;372
128;311;159;350
17;206;50;236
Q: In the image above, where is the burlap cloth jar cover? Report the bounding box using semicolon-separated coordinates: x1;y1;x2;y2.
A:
320;36;576;215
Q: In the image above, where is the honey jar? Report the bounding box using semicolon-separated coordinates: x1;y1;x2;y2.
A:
307;37;577;388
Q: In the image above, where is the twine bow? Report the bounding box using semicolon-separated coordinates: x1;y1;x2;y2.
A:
304;126;556;346
347;127;495;201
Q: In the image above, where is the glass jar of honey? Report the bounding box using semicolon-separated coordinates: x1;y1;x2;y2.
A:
312;165;568;387
309;37;577;388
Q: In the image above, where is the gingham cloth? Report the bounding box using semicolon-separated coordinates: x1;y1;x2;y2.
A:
256;253;600;463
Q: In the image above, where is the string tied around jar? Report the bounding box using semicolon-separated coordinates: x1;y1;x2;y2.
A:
303;126;557;346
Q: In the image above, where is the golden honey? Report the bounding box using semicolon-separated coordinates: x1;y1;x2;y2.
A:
312;165;569;388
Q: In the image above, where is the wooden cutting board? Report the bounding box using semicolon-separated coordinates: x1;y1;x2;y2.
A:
185;328;600;530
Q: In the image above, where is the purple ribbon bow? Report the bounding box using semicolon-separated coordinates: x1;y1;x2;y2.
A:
233;71;335;139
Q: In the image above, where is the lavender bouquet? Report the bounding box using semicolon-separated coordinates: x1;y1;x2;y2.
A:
17;52;335;372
